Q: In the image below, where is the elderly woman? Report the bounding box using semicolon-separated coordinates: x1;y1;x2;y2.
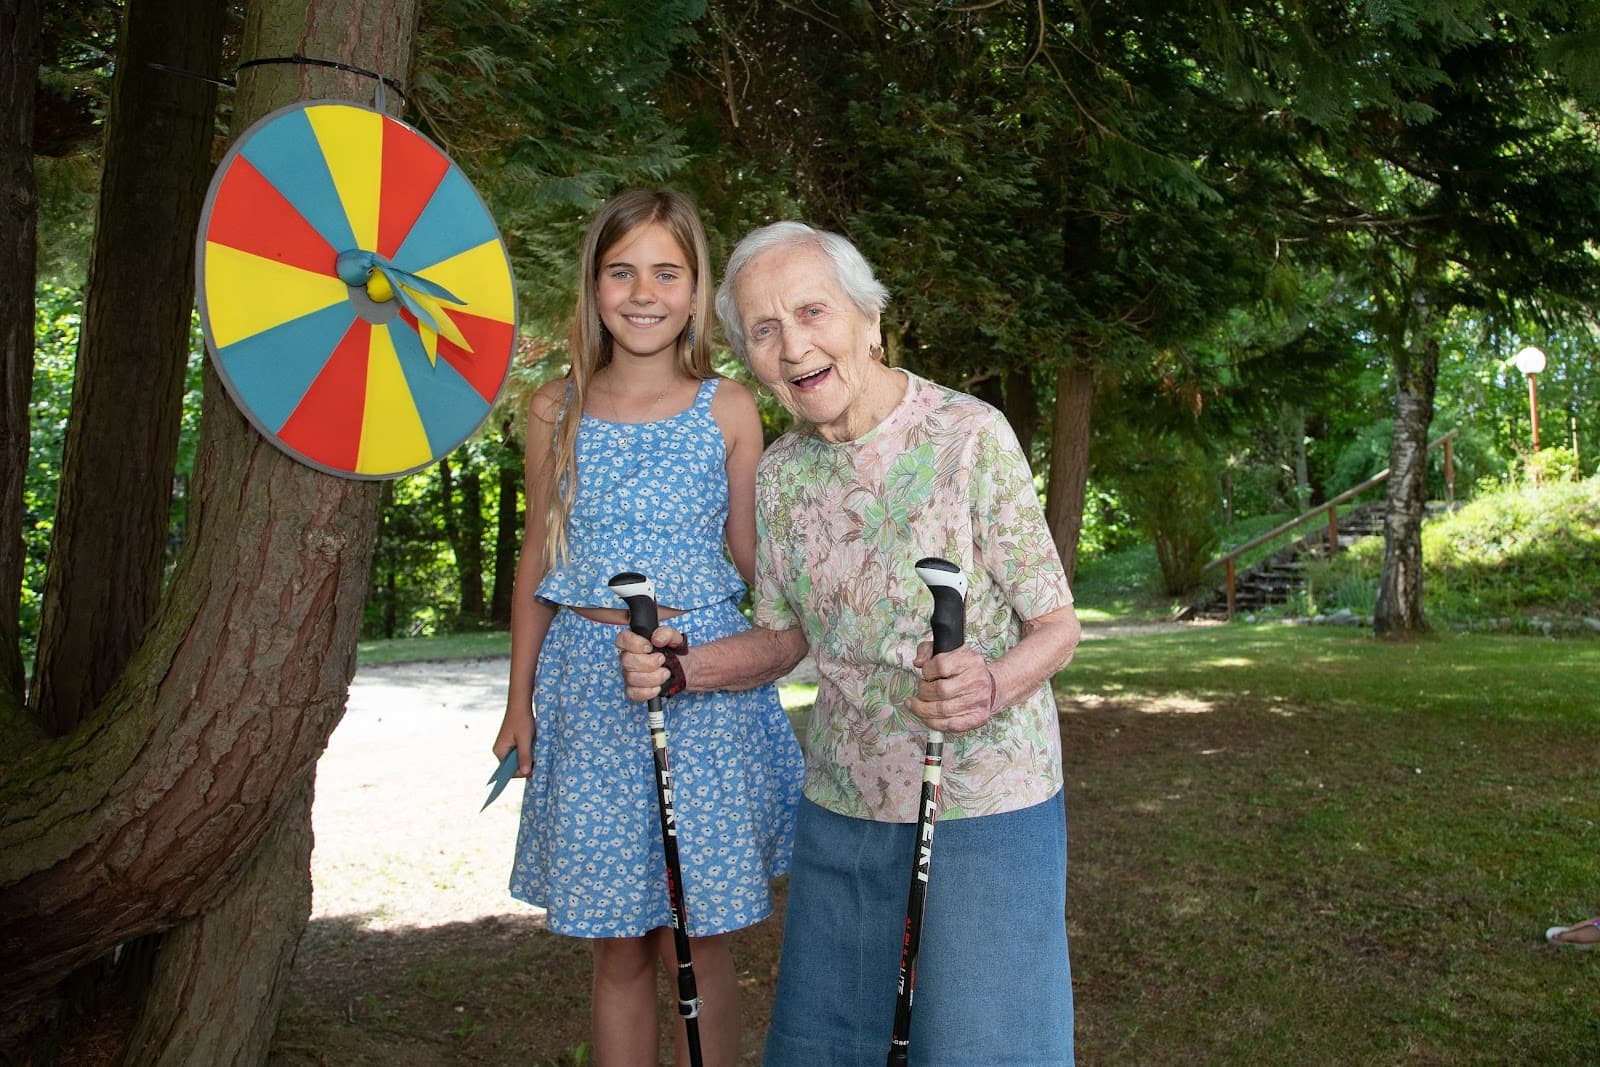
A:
617;221;1081;1066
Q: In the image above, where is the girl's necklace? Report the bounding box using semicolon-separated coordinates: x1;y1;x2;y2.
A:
598;377;668;422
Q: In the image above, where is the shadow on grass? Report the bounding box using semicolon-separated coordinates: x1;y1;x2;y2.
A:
270;913;590;1066
1062;693;1600;1065
270;909;784;1067
277;628;1600;1066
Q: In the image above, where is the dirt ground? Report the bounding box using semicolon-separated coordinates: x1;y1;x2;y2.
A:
267;653;795;1067
267;624;1185;1066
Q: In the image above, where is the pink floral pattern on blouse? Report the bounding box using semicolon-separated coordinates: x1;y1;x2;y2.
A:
754;371;1073;822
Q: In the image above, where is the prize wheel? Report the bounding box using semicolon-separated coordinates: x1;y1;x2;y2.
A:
196;100;516;478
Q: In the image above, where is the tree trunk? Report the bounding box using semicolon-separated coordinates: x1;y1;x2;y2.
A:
119;782;314;1066
1289;404;1310;510
489;424;519;626
457;465;486;620
28;0;228;737
1004;365;1040;464
1374;299;1440;639
0;3;419;1063
1044;363;1094;584
1;0;41;715
439;455;486;622
0;375;381;1008
439;452;460;592
374;479;398;638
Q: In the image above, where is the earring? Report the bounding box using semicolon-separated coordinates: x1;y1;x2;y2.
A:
868;342;884;361
687;319;696;349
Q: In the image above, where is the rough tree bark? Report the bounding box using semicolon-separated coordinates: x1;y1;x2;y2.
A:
1374;291;1440;639
28;0;229;736
0;0;420;1061
0;0;40;716
1045;363;1094;584
119;783;314;1065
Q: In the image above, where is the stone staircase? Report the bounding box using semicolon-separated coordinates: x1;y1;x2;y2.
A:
1179;501;1388;621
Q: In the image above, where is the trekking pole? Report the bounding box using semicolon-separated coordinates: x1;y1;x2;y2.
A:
887;557;968;1067
609;572;704;1067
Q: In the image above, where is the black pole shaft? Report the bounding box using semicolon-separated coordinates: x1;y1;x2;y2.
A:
610;572;704;1067
888;558;967;1067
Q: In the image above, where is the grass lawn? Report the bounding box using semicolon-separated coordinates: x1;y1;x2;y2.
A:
349;615;1599;1062
1057;625;1600;1064
357;630;510;665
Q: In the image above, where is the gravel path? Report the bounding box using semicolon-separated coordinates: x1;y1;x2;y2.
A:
309;620;1192;928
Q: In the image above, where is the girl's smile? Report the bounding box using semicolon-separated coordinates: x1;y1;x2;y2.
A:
596;221;695;362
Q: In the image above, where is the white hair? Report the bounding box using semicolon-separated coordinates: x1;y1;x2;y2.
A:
715;221;889;361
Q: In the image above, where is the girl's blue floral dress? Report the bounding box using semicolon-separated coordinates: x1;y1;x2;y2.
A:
510;377;804;937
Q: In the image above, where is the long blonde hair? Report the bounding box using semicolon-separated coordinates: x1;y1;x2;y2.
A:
544;189;716;565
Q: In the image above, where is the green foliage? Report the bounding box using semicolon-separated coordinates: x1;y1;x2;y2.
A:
1426;477;1600;620
411;0;705;338
1303;476;1600;630
1116;435;1221;596
27;0;1600;671
167;316;207;562
34;155;100;285
1523;445;1581;486
32;1;123;282
22;284;82;664
1395;313;1600;494
682;0;1284;431
24;282;208;663
1076;482;1141;558
1327;417;1496;500
366;475;457;640
364;435;524;640
1327;421;1394;494
1068;539;1184;623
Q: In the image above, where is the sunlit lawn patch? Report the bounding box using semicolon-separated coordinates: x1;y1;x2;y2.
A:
1059;626;1600;1063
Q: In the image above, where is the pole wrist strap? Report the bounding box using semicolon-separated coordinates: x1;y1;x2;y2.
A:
659;637;689;699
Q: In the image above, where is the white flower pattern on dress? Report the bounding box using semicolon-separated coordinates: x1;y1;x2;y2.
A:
510;380;804;937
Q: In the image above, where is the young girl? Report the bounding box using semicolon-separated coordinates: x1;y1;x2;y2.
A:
493;189;803;1067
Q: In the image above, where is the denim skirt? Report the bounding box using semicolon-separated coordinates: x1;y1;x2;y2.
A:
762;792;1073;1066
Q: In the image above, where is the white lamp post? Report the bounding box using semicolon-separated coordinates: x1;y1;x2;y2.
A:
1513;345;1546;451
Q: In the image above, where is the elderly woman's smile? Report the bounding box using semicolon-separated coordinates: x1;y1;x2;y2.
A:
631;217;1082;1065
734;244;905;443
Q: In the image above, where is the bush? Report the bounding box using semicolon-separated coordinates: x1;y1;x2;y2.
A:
1523;445;1580;485
1120;438;1221;596
1328;418;1498;501
1303;475;1600;629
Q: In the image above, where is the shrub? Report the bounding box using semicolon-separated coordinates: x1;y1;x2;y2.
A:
1523;445;1580;485
1303;475;1600;628
1120;437;1221;596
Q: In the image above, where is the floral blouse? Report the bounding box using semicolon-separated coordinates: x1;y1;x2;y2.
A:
754;370;1073;823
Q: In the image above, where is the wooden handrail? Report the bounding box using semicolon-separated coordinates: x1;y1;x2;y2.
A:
1202;429;1459;617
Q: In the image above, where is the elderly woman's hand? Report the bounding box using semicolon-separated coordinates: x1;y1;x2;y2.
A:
615;625;684;703
906;643;996;733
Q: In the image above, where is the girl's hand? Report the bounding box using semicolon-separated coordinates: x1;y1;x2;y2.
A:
907;643;995;733
616;625;685;702
492;701;537;778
